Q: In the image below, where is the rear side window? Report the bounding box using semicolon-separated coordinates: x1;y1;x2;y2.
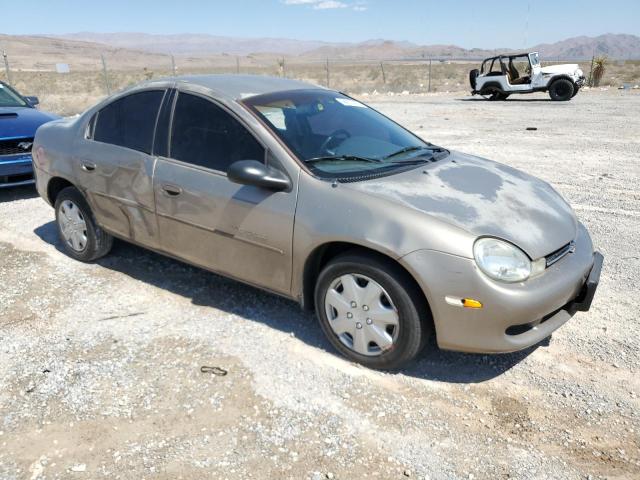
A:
93;90;165;154
170;92;264;172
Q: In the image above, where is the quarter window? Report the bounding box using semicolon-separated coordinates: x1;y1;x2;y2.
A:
93;90;164;154
170;92;264;172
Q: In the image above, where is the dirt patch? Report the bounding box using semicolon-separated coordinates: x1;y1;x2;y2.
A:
1;91;639;479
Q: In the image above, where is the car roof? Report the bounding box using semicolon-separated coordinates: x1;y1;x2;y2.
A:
143;74;325;101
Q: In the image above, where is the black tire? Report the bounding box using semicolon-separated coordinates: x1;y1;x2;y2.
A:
314;252;432;370
548;78;575;101
54;186;113;262
571;86;580;98
489;92;509;101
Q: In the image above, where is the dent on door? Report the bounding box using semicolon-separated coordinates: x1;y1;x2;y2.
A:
74;138;160;247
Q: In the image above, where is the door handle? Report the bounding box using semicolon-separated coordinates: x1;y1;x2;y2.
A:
81;162;96;172
161;184;182;196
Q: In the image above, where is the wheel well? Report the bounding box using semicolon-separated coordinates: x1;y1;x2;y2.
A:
549;75;575;86
47;177;74;205
478;81;504;95
302;242;430;317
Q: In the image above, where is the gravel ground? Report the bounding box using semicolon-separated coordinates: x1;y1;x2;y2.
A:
1;89;639;480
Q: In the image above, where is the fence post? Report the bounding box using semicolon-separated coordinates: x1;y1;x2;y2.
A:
171;54;177;76
428;58;432;92
588;54;595;87
2;51;11;85
236;56;240;74
380;62;386;84
325;58;330;88
101;54;111;95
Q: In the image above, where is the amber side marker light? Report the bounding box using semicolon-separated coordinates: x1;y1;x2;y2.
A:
462;298;483;309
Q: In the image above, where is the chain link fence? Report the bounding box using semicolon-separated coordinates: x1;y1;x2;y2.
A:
1;50;638;116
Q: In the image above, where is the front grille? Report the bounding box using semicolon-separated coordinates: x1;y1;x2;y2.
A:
0;137;33;156
546;241;575;267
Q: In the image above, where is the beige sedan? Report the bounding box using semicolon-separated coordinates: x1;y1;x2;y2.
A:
32;75;602;369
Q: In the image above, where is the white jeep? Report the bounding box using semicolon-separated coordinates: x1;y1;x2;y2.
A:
470;52;586;101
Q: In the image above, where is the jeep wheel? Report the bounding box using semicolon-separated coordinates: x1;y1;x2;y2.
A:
489;92;509;101
571;86;580;98
548;78;574;101
55;186;113;262
314;252;432;370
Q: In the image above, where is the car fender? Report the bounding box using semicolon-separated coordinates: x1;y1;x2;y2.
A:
290;171;475;302
544;73;578;87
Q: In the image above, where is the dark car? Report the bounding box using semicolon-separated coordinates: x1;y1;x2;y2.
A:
0;81;59;188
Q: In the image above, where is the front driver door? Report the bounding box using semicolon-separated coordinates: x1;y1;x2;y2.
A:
153;90;297;295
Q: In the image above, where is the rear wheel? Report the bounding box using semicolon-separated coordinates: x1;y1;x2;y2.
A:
489;92;509;101
314;252;431;370
55;186;113;262
548;78;575;101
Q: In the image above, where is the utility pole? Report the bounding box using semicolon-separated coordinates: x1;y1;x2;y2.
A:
380;62;386;84
101;54;111;95
236;56;240;74
325;58;330;88
2;50;11;85
588;51;595;87
428;58;432;92
171;54;177;76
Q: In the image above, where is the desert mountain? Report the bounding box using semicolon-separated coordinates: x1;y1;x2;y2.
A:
1;32;638;72
50;32;640;60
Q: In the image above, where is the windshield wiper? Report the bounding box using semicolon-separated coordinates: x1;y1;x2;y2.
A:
383;146;425;160
304;154;383;164
388;158;432;166
383;145;447;160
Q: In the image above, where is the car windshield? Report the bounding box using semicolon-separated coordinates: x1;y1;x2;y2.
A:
244;89;446;178
529;53;540;67
0;83;28;108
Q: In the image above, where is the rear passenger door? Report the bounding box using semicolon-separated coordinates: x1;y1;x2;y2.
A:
76;89;165;247
153;90;297;295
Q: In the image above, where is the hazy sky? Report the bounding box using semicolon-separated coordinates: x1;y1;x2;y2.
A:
2;0;639;48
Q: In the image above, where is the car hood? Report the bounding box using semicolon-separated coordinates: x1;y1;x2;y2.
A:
0;107;60;139
347;151;577;260
540;64;580;76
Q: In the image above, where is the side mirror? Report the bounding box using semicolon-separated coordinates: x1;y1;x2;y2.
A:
24;96;40;107
227;160;291;191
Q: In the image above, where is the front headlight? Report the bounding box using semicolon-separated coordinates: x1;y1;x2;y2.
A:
473;238;531;283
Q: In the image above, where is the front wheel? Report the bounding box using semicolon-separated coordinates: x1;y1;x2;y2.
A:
548;78;575;101
55;186;113;262
314;252;431;370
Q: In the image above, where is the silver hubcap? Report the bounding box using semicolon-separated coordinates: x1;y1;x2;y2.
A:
58;200;88;252
324;274;399;356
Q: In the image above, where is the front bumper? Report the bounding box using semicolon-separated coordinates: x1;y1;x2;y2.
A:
575;76;586;88
400;222;602;353
0;154;35;188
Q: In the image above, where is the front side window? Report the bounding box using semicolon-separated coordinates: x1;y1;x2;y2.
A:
170;92;264;172
244;89;445;179
93;90;164;154
0;82;28;108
